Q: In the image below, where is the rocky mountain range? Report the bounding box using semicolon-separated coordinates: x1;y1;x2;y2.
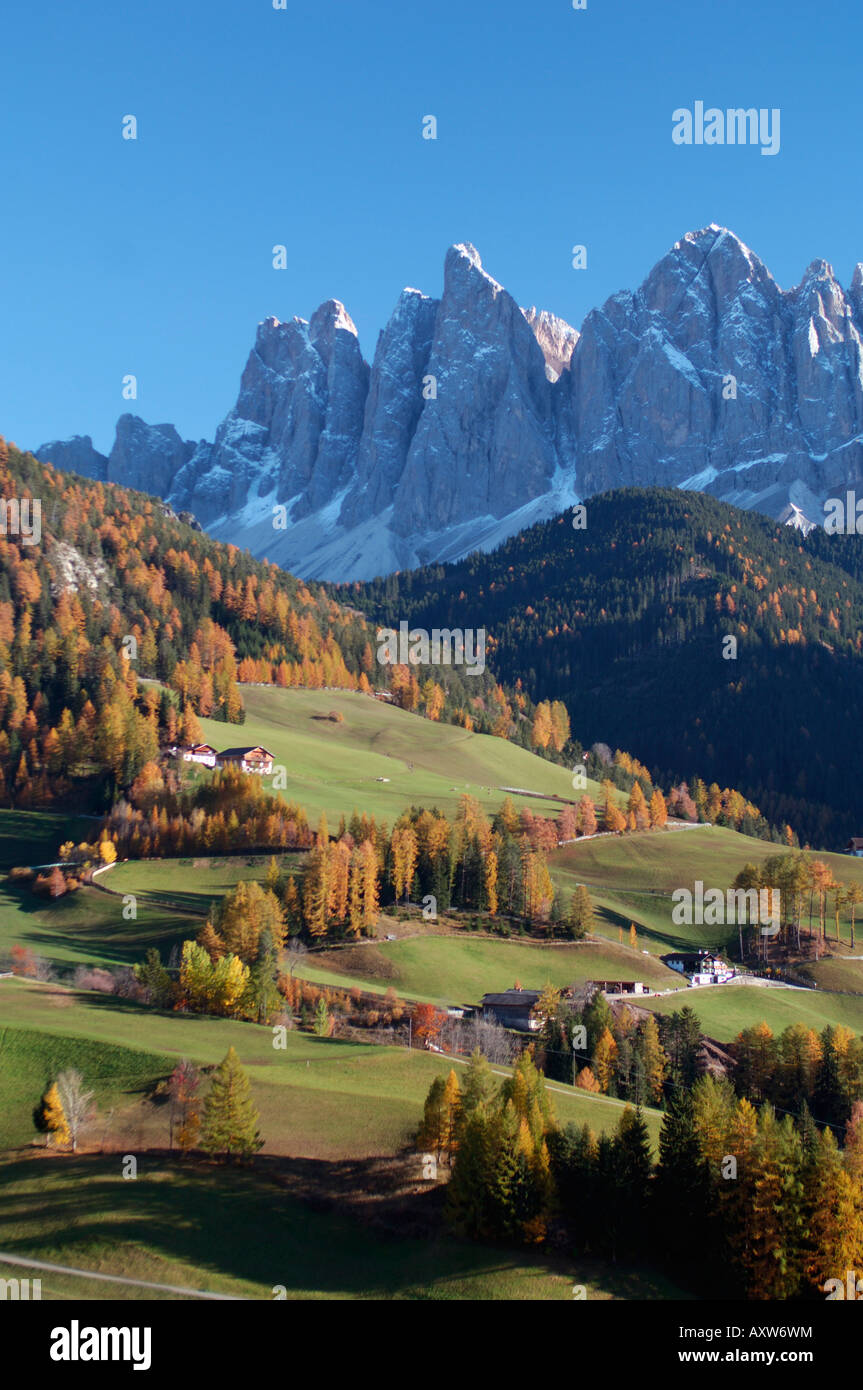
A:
37;225;863;580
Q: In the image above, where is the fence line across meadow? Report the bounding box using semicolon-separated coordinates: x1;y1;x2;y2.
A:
0;1252;244;1300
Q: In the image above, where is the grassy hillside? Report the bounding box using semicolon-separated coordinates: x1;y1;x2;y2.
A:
0;808;95;872
800;956;863;995
0;1024;173;1149
0;879;199;971
645;983;863;1042
550;825;863;956
0;1155;685;1301
296;935;683;1005
196;686;609;825
0;982;663;1157
105;854;304;918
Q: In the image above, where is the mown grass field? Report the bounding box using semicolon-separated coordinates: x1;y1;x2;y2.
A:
0;808;95;873
0;980;675;1301
800;955;863;995
645;983;863;1042
105;853;305;917
0;1156;686;1301
550;825;863;956
0;981;665;1159
0;1023;174;1150
0;879;198;971
197;686;611;824
296;934;684;1005
0;807;202;970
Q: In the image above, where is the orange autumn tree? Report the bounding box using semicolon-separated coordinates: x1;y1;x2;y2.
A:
412;1002;446;1045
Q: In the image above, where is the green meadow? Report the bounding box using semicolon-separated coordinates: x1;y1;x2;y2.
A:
0;1155;686;1301
645;983;863;1042
106;853;304;917
296;934;683;1005
550;825;863;957
0;981;664;1159
0;879;197;971
0;807;95;872
196;685;609;824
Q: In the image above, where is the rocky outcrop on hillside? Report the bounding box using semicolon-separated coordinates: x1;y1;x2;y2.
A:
36;434;108;481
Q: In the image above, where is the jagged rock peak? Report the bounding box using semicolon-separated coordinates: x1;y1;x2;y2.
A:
451;241;483;269
33;229;863;583
35;434;108;482
802;258;836;282
522;306;579;380
309;298;359;341
677;223;757;255
445;241;503;293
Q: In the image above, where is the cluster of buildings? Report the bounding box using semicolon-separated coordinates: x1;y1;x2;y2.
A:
478;981;650;1034
168;742;275;775
478;953;736;1033
661;950;735;985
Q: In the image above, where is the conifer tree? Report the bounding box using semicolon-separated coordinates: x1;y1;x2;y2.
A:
576;795;597;837
844;1100;863;1184
567;884;594;939
445;1110;496;1237
804;1126;863;1294
738;1109;806;1300
627;782;650;831
638;1014;667;1103
246;929;281;1024
691;1073;737;1176
654;1086;709;1250
610;1105;653;1254
458;1049;496;1127
197;921;226;963
593;1026;618;1095
417;1076;449;1160
648;788;668;828
135;946;175;1009
441;1069;462;1155
313;996;333;1037
201;1046;263;1160
575;1066;600;1092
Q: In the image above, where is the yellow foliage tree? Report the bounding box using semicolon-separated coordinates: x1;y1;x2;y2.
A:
484;849;498;916
43;1082;70;1148
593;1026;618;1094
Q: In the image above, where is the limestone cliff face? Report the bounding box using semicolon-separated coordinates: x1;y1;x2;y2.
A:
108;415;198;499
37;227;863;579
387;243;559;538
521;305;579;381
35;434;108;481
339;288;438;529
569;226;863;518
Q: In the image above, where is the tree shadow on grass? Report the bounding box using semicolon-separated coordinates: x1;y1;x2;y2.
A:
0;1152;588;1299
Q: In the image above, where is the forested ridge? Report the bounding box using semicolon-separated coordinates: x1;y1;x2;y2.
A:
337;489;863;849
3;436;853;849
0;438;550;806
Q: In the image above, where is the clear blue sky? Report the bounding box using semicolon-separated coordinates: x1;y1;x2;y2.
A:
2;0;861;455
